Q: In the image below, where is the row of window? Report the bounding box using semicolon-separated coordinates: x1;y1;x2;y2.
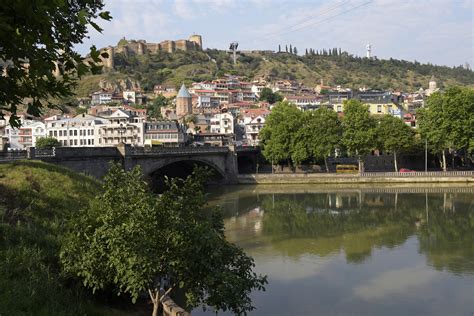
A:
59;139;95;146
49;129;94;137
145;134;179;140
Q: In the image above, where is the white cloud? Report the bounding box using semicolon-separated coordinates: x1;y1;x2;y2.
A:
353;264;438;300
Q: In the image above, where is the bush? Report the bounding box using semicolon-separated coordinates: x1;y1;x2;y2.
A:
36;137;60;149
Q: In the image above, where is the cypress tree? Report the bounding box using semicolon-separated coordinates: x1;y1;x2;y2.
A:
285;45;288;53
278;44;281;52
289;44;293;54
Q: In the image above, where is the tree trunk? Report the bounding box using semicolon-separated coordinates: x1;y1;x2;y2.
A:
358;158;364;174
149;289;160;316
324;157;329;173
393;151;398;172
442;149;447;172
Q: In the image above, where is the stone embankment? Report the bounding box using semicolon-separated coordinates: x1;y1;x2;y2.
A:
237;171;474;185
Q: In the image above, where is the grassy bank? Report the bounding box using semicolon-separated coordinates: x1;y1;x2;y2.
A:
0;161;136;315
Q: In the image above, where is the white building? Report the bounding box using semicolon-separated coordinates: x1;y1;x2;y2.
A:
45;114;108;147
244;115;265;146
210;112;234;134
5;119;46;149
91;90;113;105
96;109;144;146
123;90;136;104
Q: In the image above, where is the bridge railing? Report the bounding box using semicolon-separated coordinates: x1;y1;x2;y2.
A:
129;146;229;156
0;150;27;162
361;171;474;177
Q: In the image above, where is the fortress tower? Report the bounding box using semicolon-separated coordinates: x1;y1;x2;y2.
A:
189;34;202;50
176;83;193;117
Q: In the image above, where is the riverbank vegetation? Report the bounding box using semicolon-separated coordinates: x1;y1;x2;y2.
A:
0;161;266;315
260;87;474;172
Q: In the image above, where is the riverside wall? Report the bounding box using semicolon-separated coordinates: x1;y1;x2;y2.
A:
237;173;474;185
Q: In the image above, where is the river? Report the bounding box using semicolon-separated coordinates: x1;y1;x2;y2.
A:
194;184;474;316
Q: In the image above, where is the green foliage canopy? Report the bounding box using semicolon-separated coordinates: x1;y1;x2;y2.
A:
0;0;111;127
342;100;377;160
259;87;283;104
418;87;474;155
35;137;60;149
61;164;267;314
295;108;342;170
376;115;415;171
260;102;303;165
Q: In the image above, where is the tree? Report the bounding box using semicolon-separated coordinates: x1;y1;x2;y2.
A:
61;164;267;316
36;137;60;149
147;95;169;119
418;87;474;170
278;44;281;53
289;44;293;54
293;47;298;55
341;100;377;172
376;115;415;171
285;45;288;53
296;109;342;172
260;102;302;167
0;1;112;127
259;87;283;104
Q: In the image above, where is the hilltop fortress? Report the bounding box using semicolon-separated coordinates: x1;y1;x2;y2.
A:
100;34;202;70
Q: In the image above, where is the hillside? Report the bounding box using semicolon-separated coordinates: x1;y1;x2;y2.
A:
0;161;134;315
75;48;474;97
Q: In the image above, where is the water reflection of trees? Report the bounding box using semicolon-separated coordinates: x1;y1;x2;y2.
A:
417;193;474;275
259;193;418;263
222;190;473;272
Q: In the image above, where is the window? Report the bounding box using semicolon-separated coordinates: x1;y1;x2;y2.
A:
69;130;73;136
377;105;382;113
49;131;53;137
74;130;77;136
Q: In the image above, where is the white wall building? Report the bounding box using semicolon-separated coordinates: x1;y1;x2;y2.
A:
96;109;144;146
244;115;265;146
210;112;234;134
45;114;108;147
5;119;46;149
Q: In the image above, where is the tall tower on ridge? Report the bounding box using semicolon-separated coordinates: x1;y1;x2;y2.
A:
366;44;372;58
176;83;193;117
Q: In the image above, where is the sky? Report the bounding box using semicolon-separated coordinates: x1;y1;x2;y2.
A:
76;0;474;67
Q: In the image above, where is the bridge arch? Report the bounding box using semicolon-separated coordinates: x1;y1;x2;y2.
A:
140;157;227;192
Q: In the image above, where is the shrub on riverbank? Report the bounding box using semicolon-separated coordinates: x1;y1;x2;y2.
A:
0;161;133;315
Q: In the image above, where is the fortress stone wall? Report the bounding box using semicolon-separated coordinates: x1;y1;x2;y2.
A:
99;34;202;70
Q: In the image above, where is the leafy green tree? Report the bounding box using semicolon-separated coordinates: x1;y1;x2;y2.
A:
418;87;474;170
260;102;303;167
61;164;266;316
147;95;169;119
259;87;283;104
342;100;377;172
0;1;112;127
296;109;342;171
36;137;60;149
376;115;415;171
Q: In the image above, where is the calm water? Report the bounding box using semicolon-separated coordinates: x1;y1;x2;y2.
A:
195;184;474;316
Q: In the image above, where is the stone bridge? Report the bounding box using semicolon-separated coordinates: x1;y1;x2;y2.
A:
31;145;253;184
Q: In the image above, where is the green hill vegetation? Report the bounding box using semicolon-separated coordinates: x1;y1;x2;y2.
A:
0;161;134;315
75;48;474;97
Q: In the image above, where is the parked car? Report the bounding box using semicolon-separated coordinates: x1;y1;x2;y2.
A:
399;168;415;173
